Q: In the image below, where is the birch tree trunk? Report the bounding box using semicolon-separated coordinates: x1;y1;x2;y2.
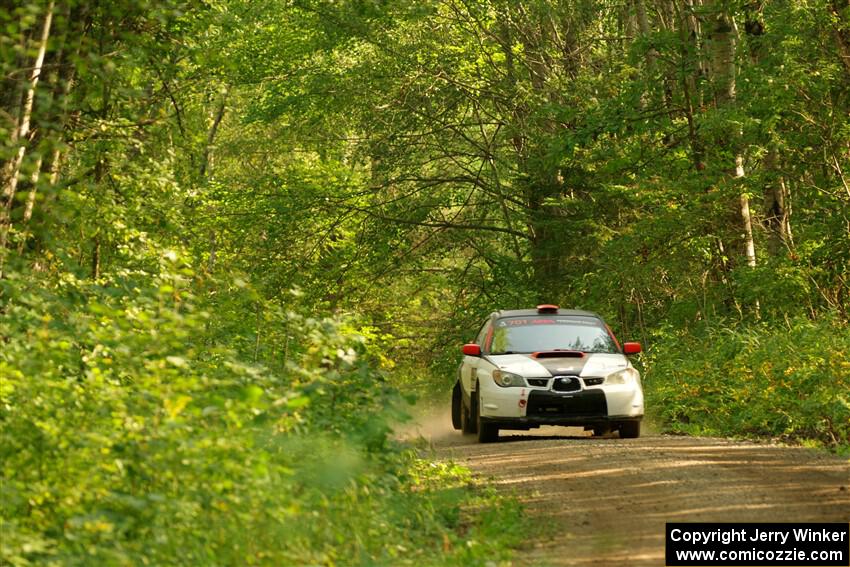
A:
0;1;54;266
199;86;229;274
17;155;43;253
16;11;77;255
707;2;757;271
199;87;229;179
743;5;793;256
740;186;757;268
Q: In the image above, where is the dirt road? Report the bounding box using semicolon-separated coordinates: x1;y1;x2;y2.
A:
407;414;850;566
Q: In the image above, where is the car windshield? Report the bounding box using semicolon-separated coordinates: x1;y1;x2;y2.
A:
489;316;618;354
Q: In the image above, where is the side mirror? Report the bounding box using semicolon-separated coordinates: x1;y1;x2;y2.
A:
462;343;482;356
623;342;642;355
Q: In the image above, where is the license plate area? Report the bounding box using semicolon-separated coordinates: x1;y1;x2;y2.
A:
527;390;607;417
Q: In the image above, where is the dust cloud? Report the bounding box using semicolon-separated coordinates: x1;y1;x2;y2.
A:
393;399;458;445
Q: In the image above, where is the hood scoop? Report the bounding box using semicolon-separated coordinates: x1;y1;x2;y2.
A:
532;350;585;359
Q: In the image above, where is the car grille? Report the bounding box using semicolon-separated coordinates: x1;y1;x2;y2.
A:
528;377;602;389
527;389;607;417
552;376;581;392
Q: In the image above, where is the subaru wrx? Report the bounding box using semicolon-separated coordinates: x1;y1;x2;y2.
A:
451;305;644;442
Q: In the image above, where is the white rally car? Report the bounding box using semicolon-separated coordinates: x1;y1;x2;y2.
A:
451;305;644;442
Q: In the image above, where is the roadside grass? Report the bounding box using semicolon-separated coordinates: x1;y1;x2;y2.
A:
406;458;526;566
391;380;529;566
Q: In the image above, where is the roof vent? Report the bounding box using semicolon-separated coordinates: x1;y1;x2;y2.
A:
533;351;584;359
536;304;559;314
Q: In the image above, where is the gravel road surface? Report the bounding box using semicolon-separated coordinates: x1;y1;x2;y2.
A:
407;413;850;566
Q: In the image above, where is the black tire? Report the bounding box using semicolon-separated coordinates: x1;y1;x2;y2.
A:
619;421;641;439
461;391;477;434
592;425;611;437
476;387;498;443
451;382;462;430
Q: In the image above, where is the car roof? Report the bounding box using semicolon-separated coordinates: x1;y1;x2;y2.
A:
492;308;602;319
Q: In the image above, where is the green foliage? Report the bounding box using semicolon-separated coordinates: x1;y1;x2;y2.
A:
0;260;521;565
646;316;850;451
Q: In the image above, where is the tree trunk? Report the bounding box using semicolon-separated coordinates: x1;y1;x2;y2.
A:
829;0;850;78
15;12;77;255
199;87;229;179
708;7;735;106
683;0;706;109
499;5;590;300
635;0;656;74
0;0;54;264
743;3;793;256
740;190;757;268
762;148;793;254
677;1;705;170
91;235;101;280
704;1;759;317
17;155;43;253
707;3;758;271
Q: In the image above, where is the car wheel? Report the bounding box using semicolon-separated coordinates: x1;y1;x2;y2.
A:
619;421;641;439
451;382;462;430
461;392;477;434
476;387;498;443
592;425;611;437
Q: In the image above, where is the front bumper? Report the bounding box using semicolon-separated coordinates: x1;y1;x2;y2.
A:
480;414;642;429
477;376;644;426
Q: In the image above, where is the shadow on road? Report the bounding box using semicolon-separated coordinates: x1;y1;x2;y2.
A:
402;404;850;566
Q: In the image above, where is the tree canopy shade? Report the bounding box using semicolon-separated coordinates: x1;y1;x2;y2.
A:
1;0;849;563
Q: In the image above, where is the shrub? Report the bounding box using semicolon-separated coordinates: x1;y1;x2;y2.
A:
0;257;521;565
645;316;850;451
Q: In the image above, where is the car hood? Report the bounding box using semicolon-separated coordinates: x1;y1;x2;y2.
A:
487;353;629;377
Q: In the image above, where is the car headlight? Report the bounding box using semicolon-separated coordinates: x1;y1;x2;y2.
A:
606;367;639;385
491;369;526;388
